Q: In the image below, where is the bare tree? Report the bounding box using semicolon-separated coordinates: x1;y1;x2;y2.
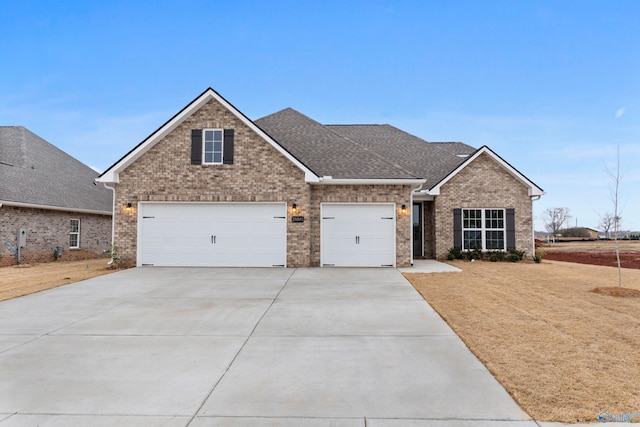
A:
598;212;621;239
605;146;624;287
543;207;572;235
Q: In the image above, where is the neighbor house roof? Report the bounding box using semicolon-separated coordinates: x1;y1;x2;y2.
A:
0;126;112;214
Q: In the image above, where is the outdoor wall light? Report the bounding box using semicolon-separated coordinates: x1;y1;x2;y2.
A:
292;203;298;214
125;202;133;213
401;204;407;214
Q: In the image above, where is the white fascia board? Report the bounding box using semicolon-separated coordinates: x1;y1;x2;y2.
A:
0;200;112;216
312;178;426;186
427;146;544;197
96;88;319;184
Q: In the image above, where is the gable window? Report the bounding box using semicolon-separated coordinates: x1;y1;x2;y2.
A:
462;208;505;250
191;129;234;165
203;129;224;164
69;219;80;249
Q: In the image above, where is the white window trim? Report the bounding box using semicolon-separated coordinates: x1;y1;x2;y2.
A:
70;219;80;249
202;128;224;165
462;208;506;251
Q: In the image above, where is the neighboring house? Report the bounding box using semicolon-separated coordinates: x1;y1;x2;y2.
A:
97;88;543;268
584;228;599;239
0;127;113;266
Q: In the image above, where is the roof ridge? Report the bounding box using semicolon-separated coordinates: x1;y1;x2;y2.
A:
255;107;297;122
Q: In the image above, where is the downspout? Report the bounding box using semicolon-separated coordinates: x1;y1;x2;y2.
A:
102;183;116;265
531;195;542;257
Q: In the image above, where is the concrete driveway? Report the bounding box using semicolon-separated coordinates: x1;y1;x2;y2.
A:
0;266;535;426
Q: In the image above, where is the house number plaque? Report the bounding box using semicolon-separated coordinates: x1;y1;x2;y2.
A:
291;216;304;223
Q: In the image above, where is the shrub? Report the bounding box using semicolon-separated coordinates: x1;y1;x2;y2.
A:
110;244;121;268
508;248;525;262
468;245;483;261
447;247;464;260
489;251;505;262
532;250;543;263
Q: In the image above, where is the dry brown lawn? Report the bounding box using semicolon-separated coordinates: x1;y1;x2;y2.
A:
404;260;640;423
0;259;121;301
540;240;640;252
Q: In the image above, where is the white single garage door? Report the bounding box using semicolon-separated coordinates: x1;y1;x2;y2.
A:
137;202;287;267
321;203;396;267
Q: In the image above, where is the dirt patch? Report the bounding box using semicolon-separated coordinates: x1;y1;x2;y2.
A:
591;286;640;297
0;259;122;301
539;240;640;269
543;250;640;269
404;260;640;423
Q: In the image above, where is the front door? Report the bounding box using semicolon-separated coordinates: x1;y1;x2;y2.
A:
413;203;423;257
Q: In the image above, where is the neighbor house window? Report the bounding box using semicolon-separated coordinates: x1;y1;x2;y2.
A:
69;219;80;248
203;129;223;164
462;209;505;250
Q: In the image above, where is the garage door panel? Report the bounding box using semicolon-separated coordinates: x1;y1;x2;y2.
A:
138;203;286;267
321;204;395;267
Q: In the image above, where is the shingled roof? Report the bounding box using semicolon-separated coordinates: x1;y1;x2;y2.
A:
0;126;112;214
255;108;475;188
255;108;420;180
327;124;476;189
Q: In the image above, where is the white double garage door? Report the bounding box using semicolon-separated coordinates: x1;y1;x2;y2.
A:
138;202;396;267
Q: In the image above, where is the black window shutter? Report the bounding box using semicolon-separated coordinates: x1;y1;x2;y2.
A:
506;208;516;249
191;129;202;165
223;129;234;164
453;208;462;249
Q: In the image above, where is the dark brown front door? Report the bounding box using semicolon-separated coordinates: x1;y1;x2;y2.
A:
413;203;423;257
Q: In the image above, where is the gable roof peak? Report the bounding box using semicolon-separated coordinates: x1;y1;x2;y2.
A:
97;88;319;184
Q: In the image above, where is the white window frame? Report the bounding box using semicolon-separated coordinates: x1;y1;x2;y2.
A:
462;208;505;251
69;219;80;249
202;128;224;165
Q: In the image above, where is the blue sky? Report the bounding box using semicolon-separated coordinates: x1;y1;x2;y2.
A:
2;0;638;231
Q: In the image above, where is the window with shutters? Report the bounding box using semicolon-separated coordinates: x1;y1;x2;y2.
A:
203;129;224;164
462;208;505;250
69;219;80;249
192;129;234;165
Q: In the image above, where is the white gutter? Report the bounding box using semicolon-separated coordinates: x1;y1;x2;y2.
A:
0;200;111;216
312;178;426;186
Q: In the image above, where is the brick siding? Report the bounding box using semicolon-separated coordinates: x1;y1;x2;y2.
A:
113;98;414;268
114;98;311;267
432;153;534;259
0;206;112;267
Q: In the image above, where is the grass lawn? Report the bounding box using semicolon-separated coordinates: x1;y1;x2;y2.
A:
0;259;120;301
404;260;640;423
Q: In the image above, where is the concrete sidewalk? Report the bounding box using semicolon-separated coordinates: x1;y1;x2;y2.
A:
1;266;533;426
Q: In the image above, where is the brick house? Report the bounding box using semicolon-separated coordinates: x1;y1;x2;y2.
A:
0;127;113;266
97;88;543;268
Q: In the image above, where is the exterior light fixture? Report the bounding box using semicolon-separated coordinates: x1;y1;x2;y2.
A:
401;204;407;214
126;202;132;212
292;203;298;214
